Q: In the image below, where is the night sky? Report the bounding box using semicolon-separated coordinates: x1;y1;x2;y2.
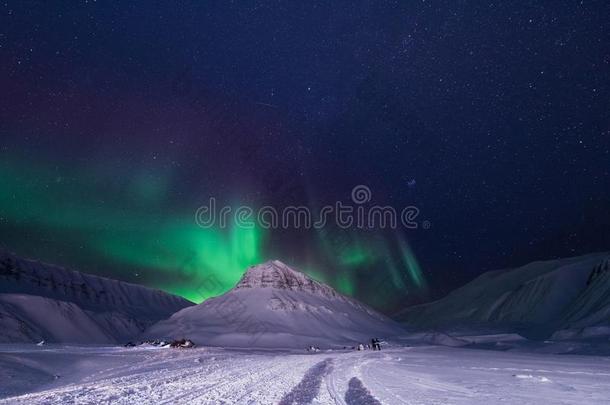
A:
1;1;609;312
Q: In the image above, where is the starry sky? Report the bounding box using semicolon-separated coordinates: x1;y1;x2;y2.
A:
1;1;609;312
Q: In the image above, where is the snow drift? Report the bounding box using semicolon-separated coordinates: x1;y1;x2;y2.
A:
0;250;193;343
396;252;610;340
144;260;405;348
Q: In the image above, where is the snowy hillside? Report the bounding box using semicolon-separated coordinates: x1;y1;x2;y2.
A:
145;260;405;348
396;253;610;339
0;250;193;343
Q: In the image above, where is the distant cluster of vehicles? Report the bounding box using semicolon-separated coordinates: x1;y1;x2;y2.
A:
121;337;384;352
124;339;196;349
310;338;384;352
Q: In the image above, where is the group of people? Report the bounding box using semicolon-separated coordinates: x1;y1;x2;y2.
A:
355;338;382;351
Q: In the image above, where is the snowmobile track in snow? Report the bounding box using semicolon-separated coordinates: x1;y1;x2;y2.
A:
2;345;610;404
345;377;382;405
279;358;334;405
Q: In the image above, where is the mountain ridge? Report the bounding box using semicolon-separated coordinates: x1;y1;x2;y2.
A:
0;249;193;317
0;250;194;343
395;252;610;340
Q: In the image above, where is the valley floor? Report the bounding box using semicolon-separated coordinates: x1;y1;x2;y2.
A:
1;344;610;404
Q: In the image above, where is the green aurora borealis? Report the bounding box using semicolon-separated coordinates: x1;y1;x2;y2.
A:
2;0;610;315
0;157;427;307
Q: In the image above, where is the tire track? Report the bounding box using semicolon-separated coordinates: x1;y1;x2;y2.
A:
344;377;382;405
279;358;334;405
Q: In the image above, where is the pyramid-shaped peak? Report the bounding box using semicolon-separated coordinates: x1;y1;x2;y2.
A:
146;258;404;347
234;260;338;297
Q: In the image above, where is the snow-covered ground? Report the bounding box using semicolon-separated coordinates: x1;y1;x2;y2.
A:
1;343;609;404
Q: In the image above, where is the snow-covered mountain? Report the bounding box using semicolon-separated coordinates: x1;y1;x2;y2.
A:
145;260;405;348
0;250;193;343
396;253;610;340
